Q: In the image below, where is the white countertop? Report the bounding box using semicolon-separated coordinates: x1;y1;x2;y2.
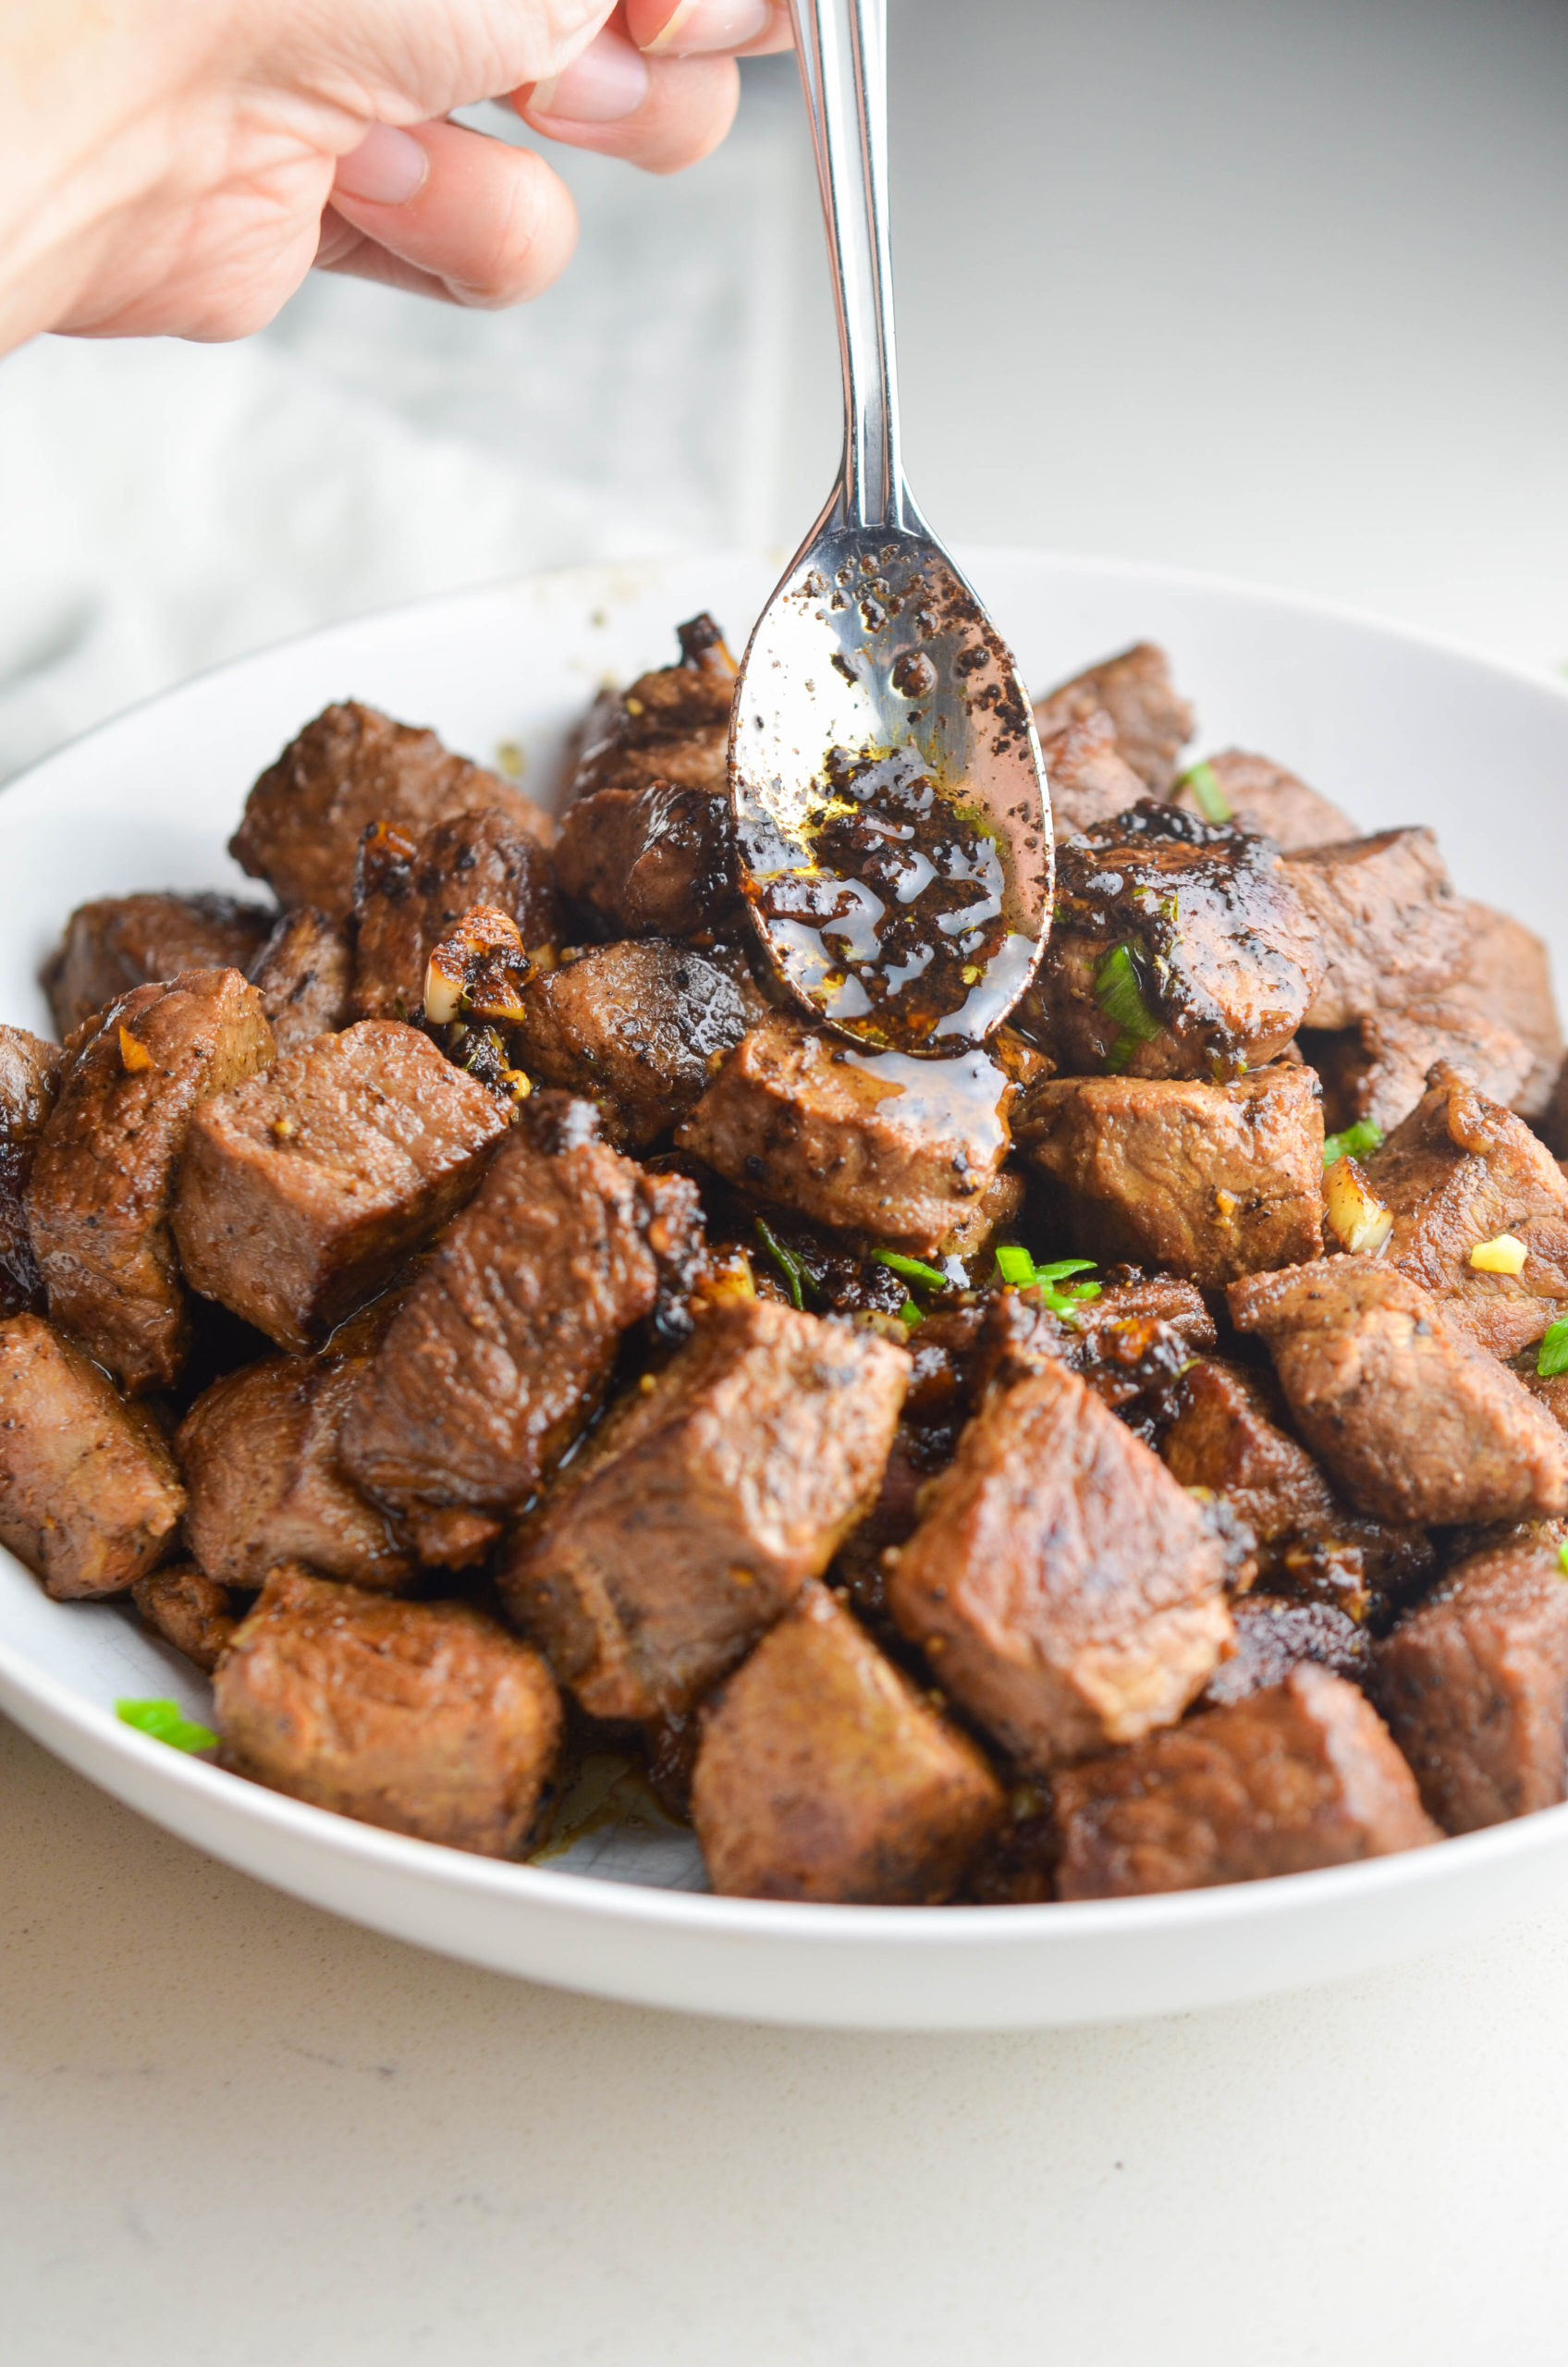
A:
8;5;1568;2360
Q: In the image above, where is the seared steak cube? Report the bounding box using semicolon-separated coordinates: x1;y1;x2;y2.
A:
1170;750;1355;850
678;1012;1014;1256
974;1275;1218;1413
1304;1001;1533;1137
178;1348;417;1593
231;701;552;921
1197;1594;1372;1708
1052;1664;1438;1896
0;1314;184;1599
214;1564;561;1857
132;1564;239;1673
1367;1067;1568;1358
247;906;352;1053
1039;707;1145;836
340;1096;705;1565
568;612;735;803
515;938;766;1150
691;1579;1002;1902
1449;901;1562;1121
554;779;739;941
887;1358;1232;1767
1033;641;1194;793
1229;1258;1568;1527
43;890;275;1040
27;968;275;1388
0;1025;62;1317
499;1297;909;1721
1374;1539;1568;1833
1283;828;1466;1031
1031;803;1323;1080
350;807;561;1024
172;1020;506;1354
1018;1063;1324;1286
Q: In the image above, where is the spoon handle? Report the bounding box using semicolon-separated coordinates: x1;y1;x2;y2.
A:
789;0;907;532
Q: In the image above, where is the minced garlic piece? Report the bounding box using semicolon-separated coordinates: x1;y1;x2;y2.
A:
1325;1153;1393;1256
1470;1233;1527;1275
118;1025;153;1073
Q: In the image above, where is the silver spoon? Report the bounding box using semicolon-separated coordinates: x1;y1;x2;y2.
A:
729;0;1052;1057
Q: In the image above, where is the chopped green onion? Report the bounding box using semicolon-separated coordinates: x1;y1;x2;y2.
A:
1177;760;1232;824
1538;1318;1568;1380
1323;1119;1383;1168
753;1218;806;1311
995;1244;1036;1286
1030;1257;1098;1282
1093;942;1164;1073
1559;1539;1568;1580
116;1698;217;1754
994;1243;1101;1318
875;1249;949;1292
897;1299;922;1327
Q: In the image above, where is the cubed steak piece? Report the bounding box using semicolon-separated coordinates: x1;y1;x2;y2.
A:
340;1095;705;1565
1282;828;1466;1032
678;1012;1014;1256
0;1314;184;1598
1028;803;1323;1080
974;1275;1218;1413
887;1358;1232;1768
1229;1258;1568;1527
132;1564;239;1673
231;702;552;921
1198;1594;1373;1708
1170;750;1356;850
43;891;275;1040
1374;1539;1568;1833
1039;708;1145;836
1303;1000;1534;1138
500;1297;909;1721
172;1020;507;1355
1052;1664;1438;1897
1366;1067;1568;1358
568;612;736;803
1018;1064;1324;1287
27;969;275;1389
1033;641;1194;793
178;1345;416;1593
0;1025;63;1317
1448;900;1562;1121
691;1580;1002;1903
214;1564;562;1857
554;779;739;941
515;938;766;1150
246;906;352;1054
350;807;561;1024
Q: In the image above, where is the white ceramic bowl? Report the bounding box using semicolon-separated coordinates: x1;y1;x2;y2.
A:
5;546;1568;2030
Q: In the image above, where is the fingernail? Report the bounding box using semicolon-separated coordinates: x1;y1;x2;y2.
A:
529;27;651;123
642;0;770;55
334;123;429;206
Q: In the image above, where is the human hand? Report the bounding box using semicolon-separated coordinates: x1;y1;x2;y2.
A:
1;0;792;354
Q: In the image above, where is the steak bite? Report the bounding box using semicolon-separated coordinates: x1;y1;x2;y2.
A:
214;1564;562;1857
0;1025;63;1317
1228;1258;1568;1527
554;779;739;942
350;807;561;1024
43;891;275;1040
568;611;735;803
1198;1594;1372;1708
1017;1064;1325;1287
1039;707;1145;836
27;969;276;1389
1366;1068;1568;1358
1033;641;1194;794
1373;1538;1568;1833
515;938;766;1150
0;1314;184;1599
246;906;352;1054
178;1348;417;1594
231;701;552;922
1030;803;1323;1081
172;1020;506;1355
500;1297;908;1722
1448;901;1562;1121
1282;828;1466;1032
974;1274;1217;1413
887;1358;1232;1768
132;1564;239;1673
1171;750;1357;850
1303;1001;1534;1138
340;1095;705;1566
677;1012;1014;1257
1052;1664;1438;1897
691;1579;1002;1903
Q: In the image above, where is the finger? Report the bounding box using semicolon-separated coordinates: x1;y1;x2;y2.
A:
624;0;795;56
326;118;578;309
512;20;740;175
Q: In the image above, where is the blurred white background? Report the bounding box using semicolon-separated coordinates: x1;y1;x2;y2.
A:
9;6;1568;2363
